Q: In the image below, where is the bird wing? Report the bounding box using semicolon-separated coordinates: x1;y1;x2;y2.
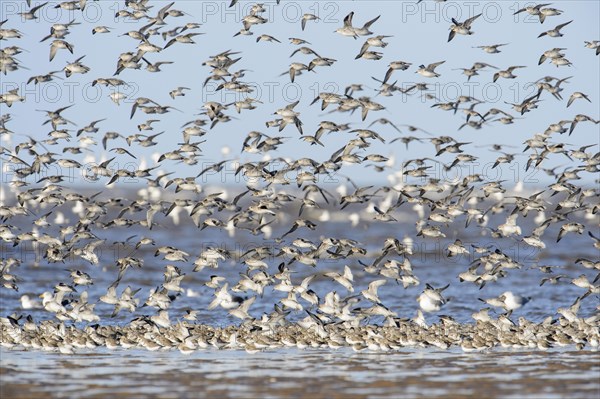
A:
362;15;381;29
556;20;573;30
447;30;456;42
343;12;354;27
49;44;57;62
464;13;482;27
428;60;446;70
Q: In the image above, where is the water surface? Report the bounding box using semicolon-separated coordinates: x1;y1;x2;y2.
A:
2;347;600;399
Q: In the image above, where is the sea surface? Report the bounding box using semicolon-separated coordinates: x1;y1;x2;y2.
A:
2;347;600;399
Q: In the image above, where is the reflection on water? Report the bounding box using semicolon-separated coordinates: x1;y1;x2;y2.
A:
2;347;599;399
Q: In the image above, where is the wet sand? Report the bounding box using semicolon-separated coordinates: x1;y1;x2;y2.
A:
2;348;599;399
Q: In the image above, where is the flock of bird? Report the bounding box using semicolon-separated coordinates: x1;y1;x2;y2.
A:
1;0;599;353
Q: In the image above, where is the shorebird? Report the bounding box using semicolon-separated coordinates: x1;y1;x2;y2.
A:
448;14;482;42
501;291;531;311
335;12;381;38
256;34;281;43
325;265;354;292
538;7;563;23
474;43;508;54
493;66;525;82
165;32;202;48
513;3;551;21
418;283;449;312
49;39;74;61
567;92;591;107
538;20;573;38
19;2;48;20
92;26;112;34
0;89;25;107
416;61;445;78
301;14;319;31
142;58;173;72
361;279;386;303
584;40;600;55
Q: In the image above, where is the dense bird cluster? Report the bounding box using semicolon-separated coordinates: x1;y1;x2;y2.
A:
1;0;599;353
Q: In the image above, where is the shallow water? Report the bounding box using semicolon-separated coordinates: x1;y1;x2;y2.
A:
2;347;599;399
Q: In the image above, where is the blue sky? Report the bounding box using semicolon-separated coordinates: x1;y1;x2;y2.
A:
1;0;599;188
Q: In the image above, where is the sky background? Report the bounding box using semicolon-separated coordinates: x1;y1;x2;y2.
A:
1;0;599;189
